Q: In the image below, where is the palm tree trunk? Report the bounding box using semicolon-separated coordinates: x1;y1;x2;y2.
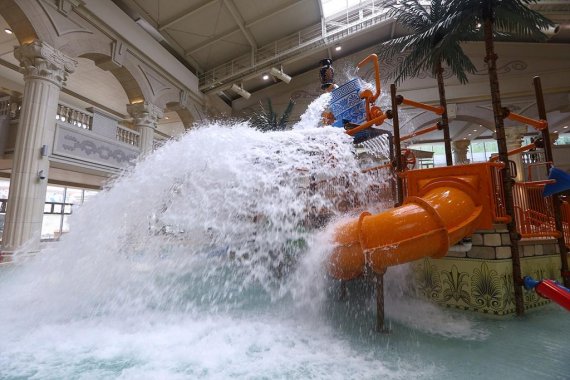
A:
436;61;453;166
483;18;525;316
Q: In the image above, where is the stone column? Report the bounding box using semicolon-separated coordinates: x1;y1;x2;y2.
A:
2;41;76;253
504;125;528;182
452;140;471;165
127;102;163;155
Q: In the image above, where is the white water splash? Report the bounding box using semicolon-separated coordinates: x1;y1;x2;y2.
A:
0;95;485;379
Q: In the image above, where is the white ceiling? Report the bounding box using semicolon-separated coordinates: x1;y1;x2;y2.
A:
1;0;569;141
112;0;570;102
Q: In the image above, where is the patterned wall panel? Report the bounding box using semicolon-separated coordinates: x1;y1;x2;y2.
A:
413;254;564;315
52;123;139;169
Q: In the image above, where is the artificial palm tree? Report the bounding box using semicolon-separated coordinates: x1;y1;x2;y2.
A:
445;0;554;315
251;98;295;132
378;0;479;166
446;0;553;166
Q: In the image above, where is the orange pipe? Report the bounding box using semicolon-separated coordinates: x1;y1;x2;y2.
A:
328;176;482;280
345;113;389;136
490;143;536;162
400;124;440;142
357;54;381;102
401;98;444;115
506;113;548;130
361;163;392;173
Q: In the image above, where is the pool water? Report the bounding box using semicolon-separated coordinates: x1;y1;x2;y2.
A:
1;95;569;379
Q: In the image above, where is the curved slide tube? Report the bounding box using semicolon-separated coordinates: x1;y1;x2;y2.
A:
329;176;483;280
524;276;570;311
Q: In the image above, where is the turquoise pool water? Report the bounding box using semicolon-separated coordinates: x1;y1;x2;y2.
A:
0;104;568;379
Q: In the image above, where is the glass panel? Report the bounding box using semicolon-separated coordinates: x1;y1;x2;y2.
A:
83;190;99;203
61;215;71;234
0;178;9;199
65;187;84;204
53;204;62;214
41;214;61;240
45;185;64;203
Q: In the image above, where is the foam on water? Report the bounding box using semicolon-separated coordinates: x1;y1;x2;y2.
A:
0;94;486;379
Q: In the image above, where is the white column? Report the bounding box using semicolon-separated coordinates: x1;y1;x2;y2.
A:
452;140;471;165
505;125;528;182
2;40;76;253
127;102;163;155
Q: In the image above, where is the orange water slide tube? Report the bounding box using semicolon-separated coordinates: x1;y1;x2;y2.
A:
328;173;485;280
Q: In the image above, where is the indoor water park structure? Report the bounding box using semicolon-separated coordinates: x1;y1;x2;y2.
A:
321;54;570;330
0;1;570;379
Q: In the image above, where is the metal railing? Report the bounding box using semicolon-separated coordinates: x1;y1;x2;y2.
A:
198;0;390;91
489;163;509;223
512;181;560;239
561;196;570;248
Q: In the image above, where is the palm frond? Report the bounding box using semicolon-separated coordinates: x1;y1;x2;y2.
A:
250;98;295;132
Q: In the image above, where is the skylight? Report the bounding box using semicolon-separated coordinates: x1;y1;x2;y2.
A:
320;0;367;18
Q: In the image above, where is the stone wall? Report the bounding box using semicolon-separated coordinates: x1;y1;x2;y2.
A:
413;225;565;315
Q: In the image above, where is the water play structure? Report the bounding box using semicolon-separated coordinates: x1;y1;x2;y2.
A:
322;54;570;326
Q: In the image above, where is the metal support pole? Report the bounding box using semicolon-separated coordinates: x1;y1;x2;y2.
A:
483;20;524;315
534;76;570;287
390;84;403;207
375;269;389;333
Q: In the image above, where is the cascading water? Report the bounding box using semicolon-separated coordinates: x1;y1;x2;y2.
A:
0;94;508;379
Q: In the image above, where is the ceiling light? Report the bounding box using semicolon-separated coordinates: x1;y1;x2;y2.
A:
4;28;12;34
165;116;169;120
270;67;292;84
335;45;342;51
468;133;472;136
230;83;251;99
473;129;477;132
564;126;568;129
262;74;269;80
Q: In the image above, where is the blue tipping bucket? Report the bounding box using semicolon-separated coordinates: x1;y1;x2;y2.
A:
329;78;366;128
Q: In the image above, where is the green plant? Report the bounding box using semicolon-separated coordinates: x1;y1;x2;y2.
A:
379;0;479;166
251;98;295;132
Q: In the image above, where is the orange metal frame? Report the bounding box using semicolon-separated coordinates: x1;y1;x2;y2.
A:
505;111;548;131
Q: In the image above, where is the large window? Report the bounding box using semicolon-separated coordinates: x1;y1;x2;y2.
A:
0;179;98;242
320;0;369;17
410;139;499;166
41;185;98;240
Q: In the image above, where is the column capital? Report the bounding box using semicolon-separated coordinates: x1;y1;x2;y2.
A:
452;139;471;165
452;139;471;150
14;40;76;87
127;102;164;128
503;124;528;148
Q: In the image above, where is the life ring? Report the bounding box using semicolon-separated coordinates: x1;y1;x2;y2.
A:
400;149;416;170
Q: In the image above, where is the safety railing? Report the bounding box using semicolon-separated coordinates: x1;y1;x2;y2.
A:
561;196;570;248
116;124;140;146
0;96;9;117
489;163;509;223
0;97;21;120
512;181;560;239
198;0;389;91
56;103;93;130
361;163;395;205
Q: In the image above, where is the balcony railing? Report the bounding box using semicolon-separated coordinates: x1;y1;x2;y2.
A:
199;0;390;91
56;103;93;130
117;124;140;146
